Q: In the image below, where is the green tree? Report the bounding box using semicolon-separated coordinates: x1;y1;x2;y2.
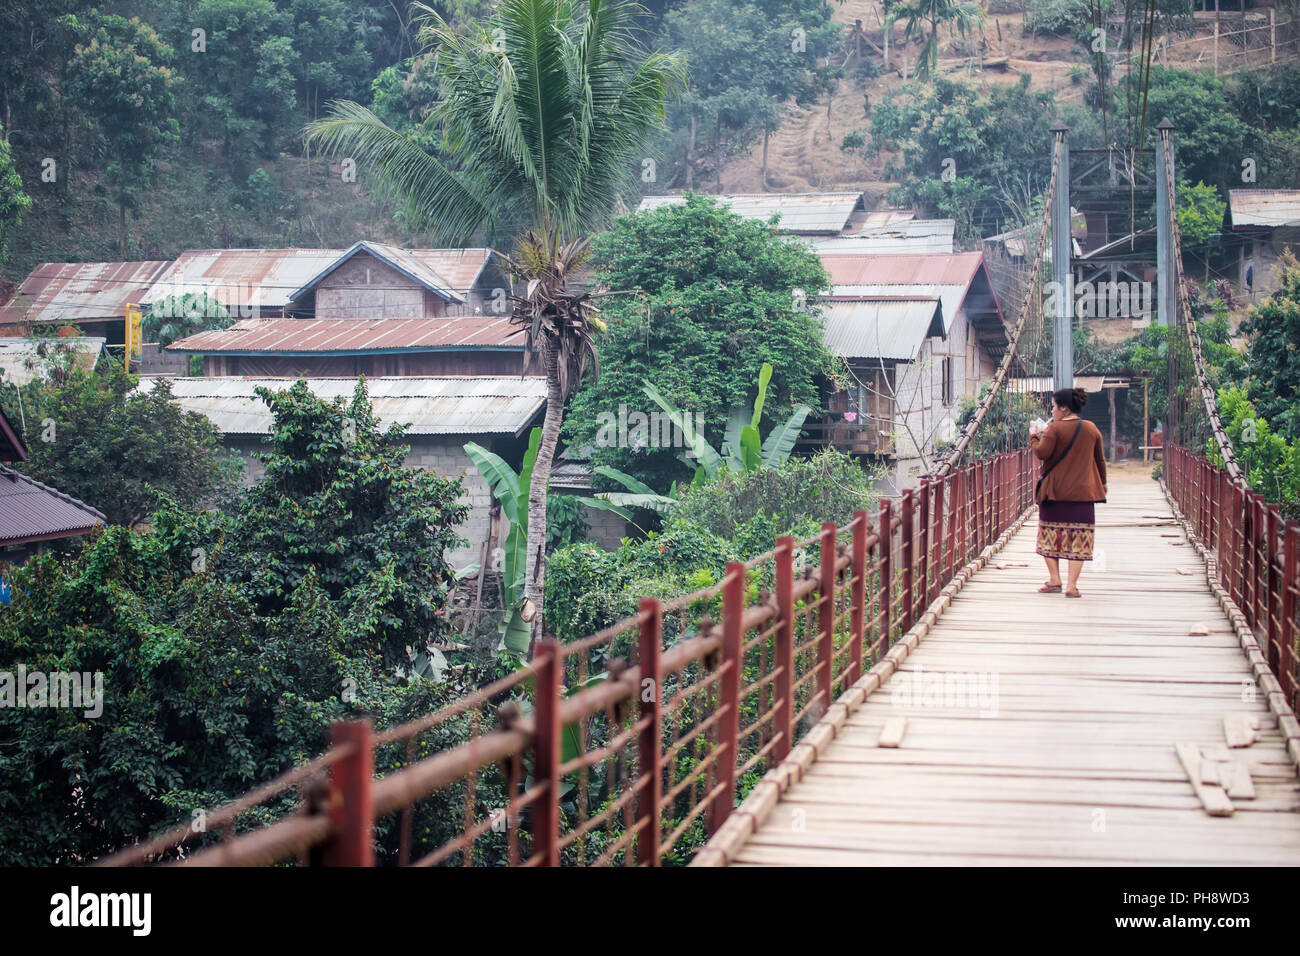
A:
65;14;179;257
891;0;984;81
0;128;30;266
658;0;839;190
307;0;686;648
144;292;234;348
566;194;834;490
1176;179;1226;248
0;381;476;865
1;366;237;527
1240;250;1300;442
870;74;1058;235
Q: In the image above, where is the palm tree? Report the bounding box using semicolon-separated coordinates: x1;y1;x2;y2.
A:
892;0;984;80
306;0;685;651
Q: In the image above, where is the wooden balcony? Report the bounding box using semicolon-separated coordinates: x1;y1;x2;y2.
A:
797;418;894;456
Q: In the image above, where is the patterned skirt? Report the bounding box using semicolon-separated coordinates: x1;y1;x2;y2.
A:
1036;501;1096;561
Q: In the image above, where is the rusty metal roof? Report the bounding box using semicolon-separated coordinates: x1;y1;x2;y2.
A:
141;249;343;311
167;316;522;354
0;261;171;325
136;376;547;436
0;465;105;545
819;297;944;360
637;192;866;234
0;337;105;386
1227;189;1300;228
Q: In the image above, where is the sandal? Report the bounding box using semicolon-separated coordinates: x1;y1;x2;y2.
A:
1065;588;1082;598
1038;582;1062;593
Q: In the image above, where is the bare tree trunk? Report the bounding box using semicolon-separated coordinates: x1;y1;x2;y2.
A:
685;109;696;191
119;201;127;259
760;125;769;191
524;339;563;656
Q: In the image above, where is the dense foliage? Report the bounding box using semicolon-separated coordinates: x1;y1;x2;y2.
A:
1239;251;1300;443
0;363;238;527
0;380;475;865
567;195;836;489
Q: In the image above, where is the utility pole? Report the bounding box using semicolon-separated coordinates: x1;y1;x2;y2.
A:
1155;118;1177;330
1051;123;1073;390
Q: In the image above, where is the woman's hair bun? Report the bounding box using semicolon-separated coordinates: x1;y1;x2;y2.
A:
1072;387;1088;409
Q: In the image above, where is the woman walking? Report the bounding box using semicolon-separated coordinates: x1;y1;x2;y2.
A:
1030;387;1107;598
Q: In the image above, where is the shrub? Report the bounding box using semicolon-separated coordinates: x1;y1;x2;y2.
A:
672;449;881;537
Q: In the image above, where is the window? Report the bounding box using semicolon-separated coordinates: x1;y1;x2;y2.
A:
941;356;953;407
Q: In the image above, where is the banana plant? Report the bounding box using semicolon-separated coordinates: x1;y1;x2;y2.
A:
642;362;812;486
465;428;629;656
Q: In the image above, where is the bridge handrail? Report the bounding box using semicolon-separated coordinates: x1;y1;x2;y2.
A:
1159;126;1243;481
100;449;1036;867
1165;443;1299;711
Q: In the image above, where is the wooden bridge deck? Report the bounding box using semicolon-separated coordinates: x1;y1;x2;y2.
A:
726;473;1300;866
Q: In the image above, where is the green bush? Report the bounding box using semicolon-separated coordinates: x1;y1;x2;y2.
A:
671;450;880;537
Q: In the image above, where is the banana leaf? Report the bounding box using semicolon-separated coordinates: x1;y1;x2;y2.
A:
761;404;813;467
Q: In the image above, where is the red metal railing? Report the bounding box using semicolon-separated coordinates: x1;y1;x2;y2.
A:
103;448;1035;867
1165;444;1300;711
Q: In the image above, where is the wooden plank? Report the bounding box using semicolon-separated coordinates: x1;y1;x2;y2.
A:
1224;712;1261;748
877;717;907;748
1176;742;1234;816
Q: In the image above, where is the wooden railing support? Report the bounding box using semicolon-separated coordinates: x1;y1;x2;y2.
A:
532;638;562;865
636;597;664;866
774;537;796;761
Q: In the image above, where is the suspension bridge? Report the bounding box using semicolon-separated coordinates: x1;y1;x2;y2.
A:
101;124;1300;868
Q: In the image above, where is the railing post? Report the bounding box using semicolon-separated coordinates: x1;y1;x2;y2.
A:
711;562;745;833
1219;468;1229;589
532;638;562;865
774;537;796;761
322;719;375;867
900;490;915;632
1283;522;1298;711
636;597;663;866
931;475;945;598
850;511;868;685
974;460;985;551
879;499;893;649
957;467;968;567
818;522;837;712
1266;507;1281;675
918;479;931;616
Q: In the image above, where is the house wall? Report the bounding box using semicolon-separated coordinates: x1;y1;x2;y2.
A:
1238;228;1300;302
316;254;442;318
886;307;997;491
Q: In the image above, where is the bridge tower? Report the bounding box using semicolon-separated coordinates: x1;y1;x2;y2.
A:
1050;124;1073;390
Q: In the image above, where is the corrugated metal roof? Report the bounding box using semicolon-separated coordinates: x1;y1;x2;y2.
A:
857;210;916;231
1227;189;1300;228
820;298;944;360
807;220;956;255
636;192;865;234
830;284;968;334
167;316;521;354
0;465;105;545
819;251;985;287
0;337;105;386
0;261;171;324
141;249;343;311
137;376;547;436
